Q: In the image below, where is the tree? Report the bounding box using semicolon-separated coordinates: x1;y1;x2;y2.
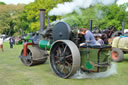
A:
0;4;24;36
23;0;72;32
0;2;6;5
0;0;72;35
64;3;128;30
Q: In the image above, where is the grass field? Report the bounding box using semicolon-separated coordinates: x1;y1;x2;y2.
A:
0;42;128;85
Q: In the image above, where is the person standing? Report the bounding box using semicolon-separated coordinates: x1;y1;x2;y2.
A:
13;37;15;45
9;37;14;48
0;37;4;52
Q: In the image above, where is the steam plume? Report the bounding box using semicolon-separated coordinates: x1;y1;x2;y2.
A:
48;0;116;16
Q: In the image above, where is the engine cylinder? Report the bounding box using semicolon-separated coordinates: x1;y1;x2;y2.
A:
39;40;51;50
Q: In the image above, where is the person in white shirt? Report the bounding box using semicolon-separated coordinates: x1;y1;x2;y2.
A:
95;34;104;45
0;37;4;52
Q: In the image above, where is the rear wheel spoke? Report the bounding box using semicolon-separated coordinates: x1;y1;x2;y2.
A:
58;47;62;55
62;45;67;54
60;64;65;73
65;54;72;58
65;61;72;72
55;56;59;59
57;63;61;70
55;60;60;64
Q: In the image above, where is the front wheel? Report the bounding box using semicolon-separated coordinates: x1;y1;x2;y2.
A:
20;49;33;66
19;47;48;66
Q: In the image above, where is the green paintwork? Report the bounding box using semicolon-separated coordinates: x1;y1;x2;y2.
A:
23;33;32;43
28;40;32;43
39;40;51;50
80;47;110;72
85;61;93;70
17;40;23;45
24;34;31;40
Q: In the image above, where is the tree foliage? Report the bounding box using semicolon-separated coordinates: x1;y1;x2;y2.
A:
0;1;6;5
64;4;128;30
0;4;24;36
0;1;128;36
23;0;72;32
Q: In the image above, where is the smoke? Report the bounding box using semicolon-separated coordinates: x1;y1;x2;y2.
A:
126;7;128;12
70;63;117;79
95;10;104;19
48;0;116;16
116;0;128;12
50;18;68;25
116;0;128;6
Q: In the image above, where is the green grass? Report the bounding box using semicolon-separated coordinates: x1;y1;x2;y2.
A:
0;42;128;85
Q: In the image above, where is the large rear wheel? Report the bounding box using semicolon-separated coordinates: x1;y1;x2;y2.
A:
50;40;80;78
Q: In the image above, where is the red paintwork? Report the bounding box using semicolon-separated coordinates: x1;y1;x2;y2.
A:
112;51;118;60
23;43;33;56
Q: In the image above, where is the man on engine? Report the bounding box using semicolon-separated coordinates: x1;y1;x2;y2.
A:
79;28;96;47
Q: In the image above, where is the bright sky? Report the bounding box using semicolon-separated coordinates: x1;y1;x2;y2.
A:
0;0;128;5
0;0;34;4
116;0;128;5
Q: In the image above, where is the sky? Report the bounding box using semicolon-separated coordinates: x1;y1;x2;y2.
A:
0;0;35;4
0;0;128;5
116;0;128;5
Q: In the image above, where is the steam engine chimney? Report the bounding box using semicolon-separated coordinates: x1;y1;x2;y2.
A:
89;20;93;32
122;21;125;35
40;9;45;32
47;16;50;29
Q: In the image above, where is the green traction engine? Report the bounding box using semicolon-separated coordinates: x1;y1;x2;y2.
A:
19;9;111;78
